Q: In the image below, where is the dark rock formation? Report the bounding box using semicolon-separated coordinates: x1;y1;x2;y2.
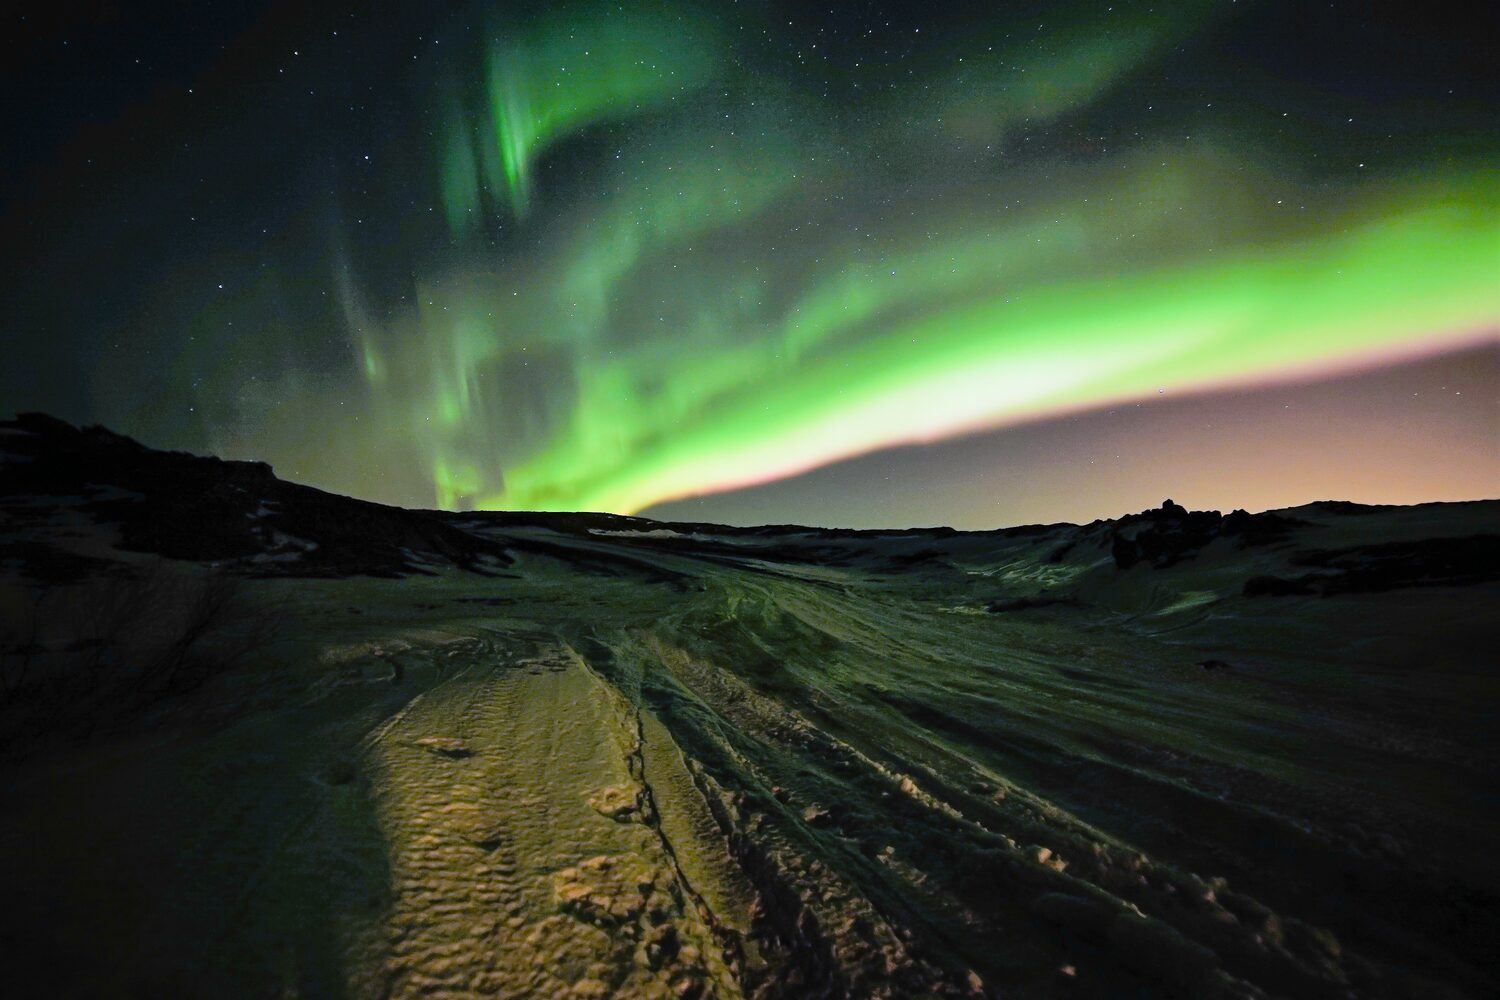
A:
1245;536;1500;596
1110;499;1304;570
0;413;510;577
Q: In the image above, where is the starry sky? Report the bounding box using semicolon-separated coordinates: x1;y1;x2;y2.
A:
2;1;1496;526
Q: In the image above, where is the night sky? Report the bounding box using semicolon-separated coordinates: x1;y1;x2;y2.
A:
3;1;1496;526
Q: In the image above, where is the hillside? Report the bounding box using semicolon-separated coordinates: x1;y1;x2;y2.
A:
1;414;1496;998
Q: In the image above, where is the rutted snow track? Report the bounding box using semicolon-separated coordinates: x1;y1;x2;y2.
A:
364;645;748;999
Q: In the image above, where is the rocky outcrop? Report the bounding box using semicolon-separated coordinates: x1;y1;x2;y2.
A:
1110;499;1303;569
1244;535;1500;596
0;413;511;577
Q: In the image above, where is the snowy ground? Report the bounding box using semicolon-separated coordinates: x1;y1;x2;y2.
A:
0;420;1495;998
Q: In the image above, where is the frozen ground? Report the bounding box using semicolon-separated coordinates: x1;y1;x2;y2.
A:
0;415;1496;998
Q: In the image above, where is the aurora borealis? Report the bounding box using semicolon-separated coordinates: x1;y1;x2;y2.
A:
3;1;1497;524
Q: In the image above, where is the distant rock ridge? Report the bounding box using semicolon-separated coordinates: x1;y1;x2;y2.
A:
1107;498;1306;570
0;412;510;578
4;413;1493;593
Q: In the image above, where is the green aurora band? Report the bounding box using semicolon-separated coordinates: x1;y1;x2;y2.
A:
322;2;1499;514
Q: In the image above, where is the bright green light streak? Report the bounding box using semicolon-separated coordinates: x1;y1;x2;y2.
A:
487;178;1499;514
440;3;723;227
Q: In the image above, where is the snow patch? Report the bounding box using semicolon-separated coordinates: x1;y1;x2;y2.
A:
588;528;684;539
